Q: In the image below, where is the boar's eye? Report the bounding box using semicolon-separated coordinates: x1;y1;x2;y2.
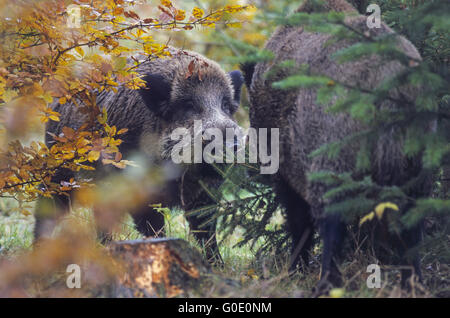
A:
176;99;199;117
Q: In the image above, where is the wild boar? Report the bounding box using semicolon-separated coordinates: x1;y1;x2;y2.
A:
244;0;428;290
34;47;244;263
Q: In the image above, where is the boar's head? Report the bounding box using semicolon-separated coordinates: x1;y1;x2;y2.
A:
137;49;244;162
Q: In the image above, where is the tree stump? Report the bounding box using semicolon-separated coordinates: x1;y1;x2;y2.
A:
108;238;210;297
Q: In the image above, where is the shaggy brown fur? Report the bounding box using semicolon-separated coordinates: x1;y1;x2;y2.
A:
35;47;244;263
246;0;429;291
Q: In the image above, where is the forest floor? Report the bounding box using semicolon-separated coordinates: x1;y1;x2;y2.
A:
0;206;449;298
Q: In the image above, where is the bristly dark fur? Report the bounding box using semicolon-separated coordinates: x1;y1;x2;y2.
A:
246;0;430;292
240;62;256;92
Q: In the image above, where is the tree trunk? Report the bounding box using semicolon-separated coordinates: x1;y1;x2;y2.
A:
107;238;210;297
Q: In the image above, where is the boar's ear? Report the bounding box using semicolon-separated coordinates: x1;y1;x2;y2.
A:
138;74;172;115
229;70;244;104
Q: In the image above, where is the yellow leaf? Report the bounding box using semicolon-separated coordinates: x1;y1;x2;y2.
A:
59;97;67;104
161;0;172;8
81;165;96;171
117;128;128;135
226;22;242;28
329;288;345;298
224;5;246;13
20;209;31;216
374;202;399;220
192;7;204;19
245;268;259;280
359;211;375;226
175;9;186;21
87;150;101;162
49;115;60;121
62;152;75;160
135;28;144;38
75;46;84;57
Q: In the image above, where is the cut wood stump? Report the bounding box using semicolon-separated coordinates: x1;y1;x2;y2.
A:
108;238;210;297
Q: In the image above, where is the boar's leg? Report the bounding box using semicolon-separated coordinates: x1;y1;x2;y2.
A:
394;187;425;287
382;216;422;288
373;218;423;289
186;211;222;265
373;166;427;287
183;183;223;264
179;166;223;264
34;169;74;242
34;194;71;241
184;191;223;265
276;180;314;272
93;208;114;244
399;223;423;288
131;205;166;238
317;213;346;289
129;179;180;239
95;206;167;244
